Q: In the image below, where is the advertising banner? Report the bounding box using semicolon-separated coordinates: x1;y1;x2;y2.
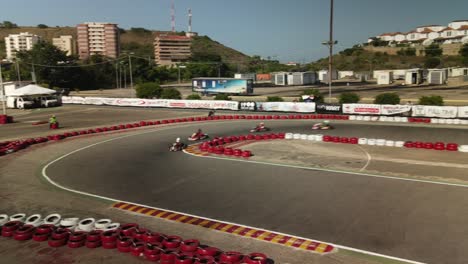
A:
315;103;342;113
256;102;316;113
412;105;458;118
380;104;412;115
342;104;381;115
239;102;256;111
457;106;468;118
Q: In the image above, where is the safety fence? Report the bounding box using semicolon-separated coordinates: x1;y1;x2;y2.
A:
62;96;468;119
0;213;272;263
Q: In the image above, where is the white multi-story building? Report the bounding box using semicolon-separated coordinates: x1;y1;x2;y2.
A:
4;32;40;60
76;22;120;59
52;35;75;56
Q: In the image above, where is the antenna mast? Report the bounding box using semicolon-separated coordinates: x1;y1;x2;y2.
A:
171;0;175;32
188;8;192;33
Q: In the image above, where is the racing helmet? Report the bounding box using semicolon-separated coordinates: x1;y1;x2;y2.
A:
260;122;264;125
324;120;330;124
176;138;181;143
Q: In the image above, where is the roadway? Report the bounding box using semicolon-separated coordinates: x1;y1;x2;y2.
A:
44;120;468;264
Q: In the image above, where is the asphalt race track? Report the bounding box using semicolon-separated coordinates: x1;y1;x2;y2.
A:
45;120;468;264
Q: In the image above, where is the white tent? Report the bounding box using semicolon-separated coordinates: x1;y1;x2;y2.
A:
7;84;56;96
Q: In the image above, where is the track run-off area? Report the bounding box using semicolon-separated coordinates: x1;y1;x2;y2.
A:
42;119;468;264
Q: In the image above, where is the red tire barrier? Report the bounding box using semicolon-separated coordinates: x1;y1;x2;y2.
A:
197;246;219;257
130;242;145;257
69;231;87;241
2;221;22;232
144;243;162;256
181;239;200;252
332;136;340;143
404;142;414;148
219;251;242;262
175;255;194;264
143;232;164;243
194;256;216;264
13;225;35;241
86;230;102;242
85;240;102;248
350;137;358;144
35;224;55;235
48;237;67;247
243;253;268;264
117;236;133;247
32;232;49;242
119;223;138;236
424;143;434;149
68;239;85;248
340;137;349;144
117;245;132;253
160;250;178;261
101;230;118;243
51;229;69;240
447;143;458;151
132;228;148;240
162;235;182;249
102;241;117;249
1;229;14;237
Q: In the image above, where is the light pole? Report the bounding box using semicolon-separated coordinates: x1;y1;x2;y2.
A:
128;53;134;88
322;0;337;103
0;63;6;115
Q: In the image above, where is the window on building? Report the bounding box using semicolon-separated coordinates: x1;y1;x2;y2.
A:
411;34;415;39
447;31;452;37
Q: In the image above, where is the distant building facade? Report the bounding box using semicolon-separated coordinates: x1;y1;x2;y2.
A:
4;32;40;60
76;22;120;59
154;34;192;66
52;35;75;56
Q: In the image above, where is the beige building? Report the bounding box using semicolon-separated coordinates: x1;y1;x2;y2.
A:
76;22;120;59
154;34;192;66
52;35;75;56
4;32;40;60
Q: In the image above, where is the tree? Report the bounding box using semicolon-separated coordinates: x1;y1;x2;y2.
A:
37;24;48;28
214;94;231;100
425;44;442;57
0;21;18;28
266;96;284;102
301;88;324;103
419;95;444;106
136;82;162;99
186;94;201;100
339;92;360;104
424;57;441;68
161;88;182;99
460;44;468;66
374;93;400;105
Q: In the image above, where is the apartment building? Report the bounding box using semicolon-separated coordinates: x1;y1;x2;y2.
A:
4;32;40;60
52;35;75;56
369;20;468;46
76;22;120;59
154;34;192;66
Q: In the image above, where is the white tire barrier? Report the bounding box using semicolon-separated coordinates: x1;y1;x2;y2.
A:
431;118;439;124
285;133;293;140
43;214;61;226
439;119;447;124
95;219;112;230
9;213;26;222
462;120;468;125
367;139;376;146
25;214;42;227
459;145;468;153
307;135;315;141
60;217;79;226
358;138;368;145
300;134;308;140
356;116;364;121
379;116;387;122
385;140;395;147
376;139;386;146
371;116;379;121
394;117;401;122
0;214;8;226
349;115;357;121
453;119;461;125
77;218;96;232
400;117;408;123
395;141;405;147
363;116;371;121
293;134;301;140
315;134;324;142
105;223;120;231
446;119;454;125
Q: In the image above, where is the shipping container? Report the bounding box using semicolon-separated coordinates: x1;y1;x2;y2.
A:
192;78;254;95
427;69;447;85
377;72;393;85
318;70;338;82
234;73;256;82
273;72;288;86
405;69;423;84
338;71;354;79
287;72;317;85
256;73;271;81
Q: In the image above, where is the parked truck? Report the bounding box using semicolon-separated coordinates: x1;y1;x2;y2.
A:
192;78;254;95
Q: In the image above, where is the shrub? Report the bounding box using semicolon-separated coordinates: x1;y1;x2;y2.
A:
186;93;201;100
374;93;400;105
301;88;324;103
266;96;284;102
424;57;441;68
214;94;231;101
161;88;182;99
339;92;360;104
419;95;444;106
37;24;48;28
136;82;162;99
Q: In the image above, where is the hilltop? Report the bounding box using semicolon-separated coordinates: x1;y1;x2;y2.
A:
0;26;251;64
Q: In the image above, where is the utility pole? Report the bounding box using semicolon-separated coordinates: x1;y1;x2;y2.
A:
31;63;36;83
128;54;133;89
115;62;119;89
322;0;337;103
123;66;127;89
0;63;6;115
15;59;21;83
218;63;221;77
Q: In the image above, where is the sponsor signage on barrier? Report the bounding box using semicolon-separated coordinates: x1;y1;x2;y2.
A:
239;102;256;111
316;103;341;113
256;102;316;113
62;97;239;110
457;106;468;118
380;105;412;115
343;104;381;115
412;105;458;118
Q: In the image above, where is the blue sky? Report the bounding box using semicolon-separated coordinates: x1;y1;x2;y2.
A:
1;0;468;62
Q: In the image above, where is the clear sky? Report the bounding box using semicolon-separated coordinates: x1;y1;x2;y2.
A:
1;0;468;62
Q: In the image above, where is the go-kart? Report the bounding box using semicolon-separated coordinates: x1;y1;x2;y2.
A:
169;143;187;152
312;123;334;130
188;133;209;141
250;126;271;133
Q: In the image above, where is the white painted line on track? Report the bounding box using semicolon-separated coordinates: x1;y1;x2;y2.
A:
40;125;429;264
356;145;372;171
